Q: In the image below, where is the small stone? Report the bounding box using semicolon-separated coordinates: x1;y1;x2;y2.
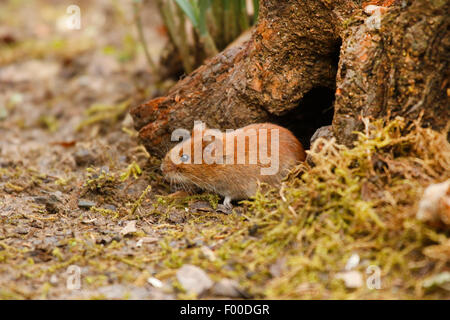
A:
345;253;360;271
336;271;363;289
176;264;213;296
200;246;216;261
104;204;116;211
112;234;122;242
50;274;59;285
78;199;96;209
167;209;185;224
310;125;333;146
269;257;286;278
49;191;64;202
44;236;58;246
34;194;61;214
190;201;213;212
417;180;450;226
81;218;97;224
212;279;243;298
73;149;96;167
136;237;158;248
15;227;29;235
120;220;137;236
147;277;164;288
423;272;450;291
97;236;112;245
141;236;158;243
31;220;44;229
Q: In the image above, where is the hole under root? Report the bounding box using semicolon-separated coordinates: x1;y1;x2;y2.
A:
272;86;335;150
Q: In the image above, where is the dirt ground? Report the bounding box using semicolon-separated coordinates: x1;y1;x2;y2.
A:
1;0;449;300
0;0;184;299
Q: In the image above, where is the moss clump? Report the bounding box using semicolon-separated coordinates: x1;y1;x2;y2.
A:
84;167;118;194
120;161;142;182
76;100;130;132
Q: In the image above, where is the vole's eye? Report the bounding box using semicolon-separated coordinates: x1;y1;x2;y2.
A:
180;154;190;163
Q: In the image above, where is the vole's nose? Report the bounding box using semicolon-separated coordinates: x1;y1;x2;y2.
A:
160;159;174;175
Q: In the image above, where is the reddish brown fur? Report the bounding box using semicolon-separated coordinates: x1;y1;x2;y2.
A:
161;123;305;201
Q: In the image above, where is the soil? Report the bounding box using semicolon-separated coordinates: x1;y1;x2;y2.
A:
0;0;180;299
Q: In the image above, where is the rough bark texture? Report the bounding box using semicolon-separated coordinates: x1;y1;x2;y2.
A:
131;0;449;157
333;0;450;145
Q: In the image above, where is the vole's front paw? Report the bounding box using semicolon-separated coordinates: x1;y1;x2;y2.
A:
216;196;233;214
216;204;232;214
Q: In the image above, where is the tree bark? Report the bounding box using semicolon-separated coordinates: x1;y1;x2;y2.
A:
333;0;450;145
131;0;449;157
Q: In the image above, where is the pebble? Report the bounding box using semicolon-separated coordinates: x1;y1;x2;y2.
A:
147;277;164;288
167;209;185;224
78;199;96;209
176;264;213;296
417;180;450;226
34;194;61;214
211;279;243;298
73;149;96;167
112;234;122;242
50;274;59;285
15;227;29;235
104;204;117;212
336;271;363;289
31;220;44;229
189;201;213;212
97;236;112;245
345;253;360;271
120;220;137;236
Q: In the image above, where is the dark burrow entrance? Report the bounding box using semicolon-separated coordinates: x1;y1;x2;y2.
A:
272;38;341;150
271;86;335;150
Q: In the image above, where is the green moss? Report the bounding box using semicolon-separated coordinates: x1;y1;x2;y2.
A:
76;100;130;132
84;167;118;193
120;161;142;181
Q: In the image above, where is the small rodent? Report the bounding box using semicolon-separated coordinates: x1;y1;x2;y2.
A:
161;123;306;208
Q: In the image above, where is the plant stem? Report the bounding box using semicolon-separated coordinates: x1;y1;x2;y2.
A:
211;0;225;49
133;1;158;75
198;0;218;56
157;0;193;73
230;0;240;39
252;0;259;23
223;0;233;44
238;0;249;32
174;2;194;73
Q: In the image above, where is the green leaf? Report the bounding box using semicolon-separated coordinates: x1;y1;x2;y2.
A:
198;0;212;35
174;0;199;29
252;0;259;22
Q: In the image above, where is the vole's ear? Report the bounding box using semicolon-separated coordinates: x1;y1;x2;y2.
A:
192;121;207;138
